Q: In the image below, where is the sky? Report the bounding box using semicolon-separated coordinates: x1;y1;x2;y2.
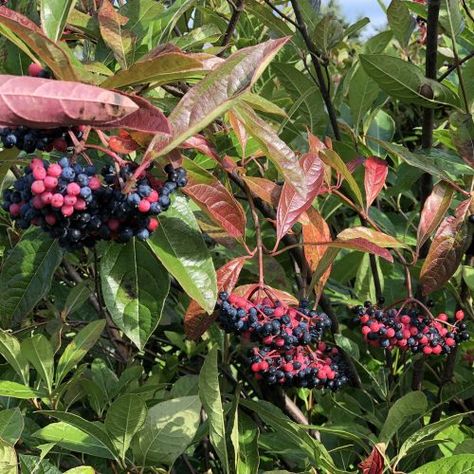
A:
336;0;390;36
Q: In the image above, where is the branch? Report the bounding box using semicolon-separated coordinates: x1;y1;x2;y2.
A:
289;0;341;140
219;0;245;56
438;50;474;81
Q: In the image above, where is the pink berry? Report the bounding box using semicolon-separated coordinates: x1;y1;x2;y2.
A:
88;176;101;190
45;214;57;225
31;180;46;194
147;218;159;232
438;313;448;321
251;362;261;372
455;310;465;321
44;176;58;190
64;195;77;206
108;219;120;231
32;196;44;209
423;346;432;355
362;326;371;336
446;337;456;347
283;363;293;372
260;361;269;371
432;345;442;355
9;203;21;216
51;193;64;208
138;199;151;213
40;192;53;204
147;189;159;203
32;166;47;180
47;163;62;177
28;63;43;77
401;315;411;324
386;328;395;338
61;205;74;217
30;158;43;168
74;198;87;211
67;182;81;196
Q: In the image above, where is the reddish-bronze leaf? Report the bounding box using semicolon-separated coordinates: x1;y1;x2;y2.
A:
242;176;281;208
185;257;247;340
233;285;299;305
183;159;246;239
276;152;324;243
420;206;471;295
302;207;332;301
358;445;385;474
330;238;394;262
338;227;406;248
108;135;139;154
364;156;388;211
451;112;474;167
417;182;455;251
101;93;171;134
0;6;79;81
228;110;248;157
181;135;220;162
0;75;138;128
98;0;133;70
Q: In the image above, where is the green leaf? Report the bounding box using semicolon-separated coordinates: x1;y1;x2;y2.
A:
146;38;289;159
199;347;229;473
0;381;44;399
411;454;474;474
40;0;78;42
379;391;428;443
104;394;147;461
19;454;60;474
440;0;465;38
387;0;415;47
0;408;23;445
0;331;29;385
56;320;106;386
360;54;460;108
374;139;474;180
38;411;118;460
102;51;205;88
321;150;364;207
61;280;92;318
334;334;360;360
396;412;473;463
0;439;17;474
33;422;115;459
147;195;217;314
364;30;393;54
100;239;170;350
312;15;344;53
349;65;380;133
22;334;54;394
0;228;63;326
133;395;201;466
63;468;95;474
365;109;395;155
238;413;259;474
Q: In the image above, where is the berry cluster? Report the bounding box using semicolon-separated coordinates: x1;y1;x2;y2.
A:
249;344;349;390
218;293;331;349
2;157;187;250
217;292;348;390
0;126;82;154
355;302;469;355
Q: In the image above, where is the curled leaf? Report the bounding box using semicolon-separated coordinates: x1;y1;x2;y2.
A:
338;227;406;248
185;257;247;340
364;156;388;211
242;176;281;208
417;182;455;251
0;75;138;128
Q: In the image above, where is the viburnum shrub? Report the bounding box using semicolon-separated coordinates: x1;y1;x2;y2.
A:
0;1;472;473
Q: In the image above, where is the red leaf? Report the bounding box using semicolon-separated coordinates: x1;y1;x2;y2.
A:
331;238;394;262
364;156;388;211
228;110;248;157
242;176;281;207
181;135;220;162
233;285;299;305
0;75;138;128
183;159;246;239
302;207;332;301
358;445;384;474
276;152;324;244
108;135;139;154
338;227;405;248
417;182;455;251
420;200;472;295
184;257;247;340
347;156;365;173
101;93;171;134
0;7;79;81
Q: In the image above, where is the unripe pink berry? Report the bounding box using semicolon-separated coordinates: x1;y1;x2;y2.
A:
9;203;21;216
32;196;44;209
44;176;58;190
147;189;159;203
45;214;56;225
74;198;86;211
432;345;442;355
51;193;64;208
455;310;465;321
67;182;81;196
31;180;46;194
47;163;62;177
138;199;151;213
88;176;101;190
423;346;432;355
61;205;74;217
40;192;53;204
28;63;43;77
260;361;269;371
64;195;77;206
438;313;448;321
251;362;261;372
32;166;47;180
401;315;411;324
446;337;456;347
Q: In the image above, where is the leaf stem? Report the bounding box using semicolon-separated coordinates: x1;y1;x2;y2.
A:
219;0;245;55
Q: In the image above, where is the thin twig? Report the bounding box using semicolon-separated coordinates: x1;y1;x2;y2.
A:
438;50;474;81
219;0;245;55
289;0;341;140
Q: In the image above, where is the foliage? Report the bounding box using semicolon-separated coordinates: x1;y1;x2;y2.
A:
0;0;472;473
